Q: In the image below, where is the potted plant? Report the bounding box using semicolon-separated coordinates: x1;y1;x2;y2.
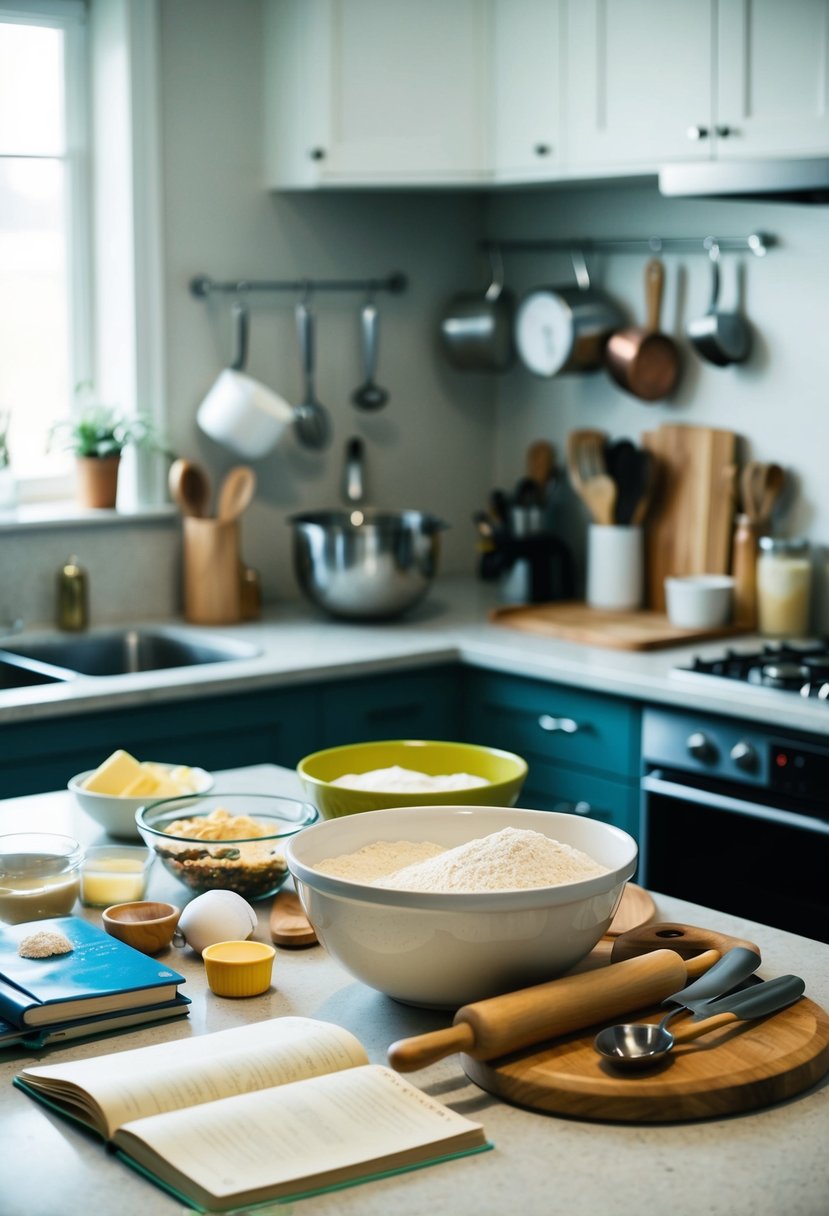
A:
49;395;168;509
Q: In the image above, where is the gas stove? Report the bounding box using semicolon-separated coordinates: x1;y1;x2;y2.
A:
674;640;829;700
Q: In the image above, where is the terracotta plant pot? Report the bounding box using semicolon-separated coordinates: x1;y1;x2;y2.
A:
76;455;121;509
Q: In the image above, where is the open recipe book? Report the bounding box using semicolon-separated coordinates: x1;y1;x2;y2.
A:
14;1016;490;1212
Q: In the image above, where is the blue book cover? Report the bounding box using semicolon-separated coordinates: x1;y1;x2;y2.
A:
0;993;191;1049
0;916;186;1027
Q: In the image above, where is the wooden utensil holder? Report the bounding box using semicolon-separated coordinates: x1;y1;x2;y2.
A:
183;517;242;625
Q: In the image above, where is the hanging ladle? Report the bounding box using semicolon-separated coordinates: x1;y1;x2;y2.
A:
293;293;331;450
351;296;389;411
687;241;752;367
594;973;805;1070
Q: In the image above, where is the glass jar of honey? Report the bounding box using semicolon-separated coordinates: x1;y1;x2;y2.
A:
756;537;812;637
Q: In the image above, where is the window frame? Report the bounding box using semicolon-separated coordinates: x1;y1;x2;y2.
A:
0;0;93;503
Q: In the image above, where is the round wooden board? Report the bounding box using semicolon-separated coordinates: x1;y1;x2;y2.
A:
463;996;829;1122
604;883;656;938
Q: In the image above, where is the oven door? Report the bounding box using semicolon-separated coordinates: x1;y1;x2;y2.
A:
641;769;829;943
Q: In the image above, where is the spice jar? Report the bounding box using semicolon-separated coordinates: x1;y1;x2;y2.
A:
756;537;812;637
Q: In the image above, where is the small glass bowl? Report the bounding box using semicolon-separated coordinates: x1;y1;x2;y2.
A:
80;845;154;908
136;793;318;901
0;832;84;924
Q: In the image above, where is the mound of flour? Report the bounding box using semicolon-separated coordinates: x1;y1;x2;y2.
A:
375;826;608;893
330;765;489;792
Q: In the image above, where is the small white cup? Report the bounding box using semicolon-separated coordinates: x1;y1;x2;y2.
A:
665;575;735;629
197;368;294;459
586;524;643;611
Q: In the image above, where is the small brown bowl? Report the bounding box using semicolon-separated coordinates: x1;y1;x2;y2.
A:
102;900;180;955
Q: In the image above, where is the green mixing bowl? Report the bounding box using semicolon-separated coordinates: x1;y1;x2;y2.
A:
296;739;528;819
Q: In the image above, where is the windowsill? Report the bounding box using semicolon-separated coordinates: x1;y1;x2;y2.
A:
0;500;178;534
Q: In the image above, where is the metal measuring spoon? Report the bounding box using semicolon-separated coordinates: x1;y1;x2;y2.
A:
351;300;389;411
594;974;805;1070
293;300;331;449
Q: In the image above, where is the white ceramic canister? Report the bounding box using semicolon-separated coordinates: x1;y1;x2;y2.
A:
756;536;812;636
586;524;644;611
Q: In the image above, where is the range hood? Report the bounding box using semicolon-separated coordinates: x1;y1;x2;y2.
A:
659;157;829;204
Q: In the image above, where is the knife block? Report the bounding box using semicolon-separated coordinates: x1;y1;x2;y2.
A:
182;517;242;625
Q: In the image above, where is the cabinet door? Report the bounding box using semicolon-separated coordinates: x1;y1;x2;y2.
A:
491;0;563;181
264;0;489;187
566;0;715;170
519;759;640;840
320;666;461;748
462;670;640;780
0;688;319;798
717;0;829;159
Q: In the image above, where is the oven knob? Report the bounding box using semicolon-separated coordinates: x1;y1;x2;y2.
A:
687;731;716;762
730;740;758;772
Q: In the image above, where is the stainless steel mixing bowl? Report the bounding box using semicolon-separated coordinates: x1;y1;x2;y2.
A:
289;509;448;620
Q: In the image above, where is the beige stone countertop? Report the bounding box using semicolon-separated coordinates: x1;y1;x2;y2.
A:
1;765;827;1216
2;577;828;736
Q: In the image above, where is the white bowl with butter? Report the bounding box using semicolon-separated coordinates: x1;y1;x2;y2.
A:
69;750;213;839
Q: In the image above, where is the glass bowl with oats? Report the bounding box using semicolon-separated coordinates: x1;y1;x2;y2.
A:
135;794;318;900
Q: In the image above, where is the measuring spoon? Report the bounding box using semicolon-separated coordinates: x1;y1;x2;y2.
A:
351;300;389;411
168;458;211;518
594;974;805;1070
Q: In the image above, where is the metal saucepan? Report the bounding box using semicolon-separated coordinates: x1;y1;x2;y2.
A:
515;250;624;378
687;243;752;367
605;258;680;402
439;246;515;373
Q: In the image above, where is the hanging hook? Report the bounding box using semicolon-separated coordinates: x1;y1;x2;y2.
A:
570;248;591;292
484;244;506;302
229;300;249;372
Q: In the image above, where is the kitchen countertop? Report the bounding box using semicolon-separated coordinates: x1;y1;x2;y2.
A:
1;764;826;1216
2;577;828;737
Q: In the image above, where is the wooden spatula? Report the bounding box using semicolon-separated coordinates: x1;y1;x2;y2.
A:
269;890;318;948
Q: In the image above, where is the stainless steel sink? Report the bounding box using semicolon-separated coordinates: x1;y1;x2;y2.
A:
0;628;261;678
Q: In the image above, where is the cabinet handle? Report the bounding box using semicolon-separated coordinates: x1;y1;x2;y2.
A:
553;800;594;817
715;125;734;138
538;715;580;734
309;147;326;161
686;125;709;141
533;143;552;157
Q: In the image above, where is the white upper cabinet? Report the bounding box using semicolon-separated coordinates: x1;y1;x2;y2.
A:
717;0;829;159
491;0;563;182
263;0;489;187
565;0;829;173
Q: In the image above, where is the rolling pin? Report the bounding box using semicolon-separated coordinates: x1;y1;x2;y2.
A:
388;924;761;1073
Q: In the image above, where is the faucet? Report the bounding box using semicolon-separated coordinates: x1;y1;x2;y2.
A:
341;436;365;505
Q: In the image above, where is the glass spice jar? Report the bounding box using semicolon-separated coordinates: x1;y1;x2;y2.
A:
756;537;812;637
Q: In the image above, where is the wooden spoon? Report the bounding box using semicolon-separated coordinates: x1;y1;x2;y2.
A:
582;473;618;526
269;889;318;948
217;465;256;521
758;463;785;526
168;458;211;518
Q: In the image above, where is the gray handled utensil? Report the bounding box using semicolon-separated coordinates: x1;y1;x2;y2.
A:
594;973;805;1070
658;945;762;1029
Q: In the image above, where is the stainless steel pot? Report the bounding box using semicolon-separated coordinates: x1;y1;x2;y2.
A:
289;509;449;620
439;247;515;373
515;252;624;377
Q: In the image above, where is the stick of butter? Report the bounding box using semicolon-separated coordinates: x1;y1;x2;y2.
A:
81;749;144;794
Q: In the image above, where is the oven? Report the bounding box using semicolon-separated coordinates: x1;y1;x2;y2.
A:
639;706;829;943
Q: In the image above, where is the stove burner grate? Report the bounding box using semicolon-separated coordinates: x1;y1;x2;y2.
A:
679;640;829;697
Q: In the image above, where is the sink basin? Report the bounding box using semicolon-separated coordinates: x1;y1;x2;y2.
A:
0;656;72;690
0;628;261;678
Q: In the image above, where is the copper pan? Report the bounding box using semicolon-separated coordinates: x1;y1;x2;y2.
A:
605;259;680;402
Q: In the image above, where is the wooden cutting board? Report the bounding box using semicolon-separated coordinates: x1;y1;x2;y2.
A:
642;424;738;612
463;978;829;1123
490;602;748;651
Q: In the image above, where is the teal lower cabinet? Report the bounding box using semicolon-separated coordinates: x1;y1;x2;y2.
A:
0;685;318;799
319;665;461;749
462;668;641;840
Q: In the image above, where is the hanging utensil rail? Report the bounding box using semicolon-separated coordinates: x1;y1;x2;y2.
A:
190;271;408;298
480;233;774;258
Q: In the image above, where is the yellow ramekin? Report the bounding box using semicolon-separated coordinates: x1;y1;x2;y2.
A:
202;939;276;998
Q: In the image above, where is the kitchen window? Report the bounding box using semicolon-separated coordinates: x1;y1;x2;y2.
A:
0;0;91;503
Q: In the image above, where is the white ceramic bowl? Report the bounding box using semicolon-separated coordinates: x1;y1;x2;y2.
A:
664;574;735;629
285;806;637;1008
68;765;213;840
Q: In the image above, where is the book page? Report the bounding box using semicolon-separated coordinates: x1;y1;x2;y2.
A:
115;1065;486;1206
18;1017;368;1138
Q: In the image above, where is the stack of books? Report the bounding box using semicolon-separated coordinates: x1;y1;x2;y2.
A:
0;916;190;1049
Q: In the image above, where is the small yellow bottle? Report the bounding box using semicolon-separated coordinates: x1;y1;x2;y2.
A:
57;556;89;632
